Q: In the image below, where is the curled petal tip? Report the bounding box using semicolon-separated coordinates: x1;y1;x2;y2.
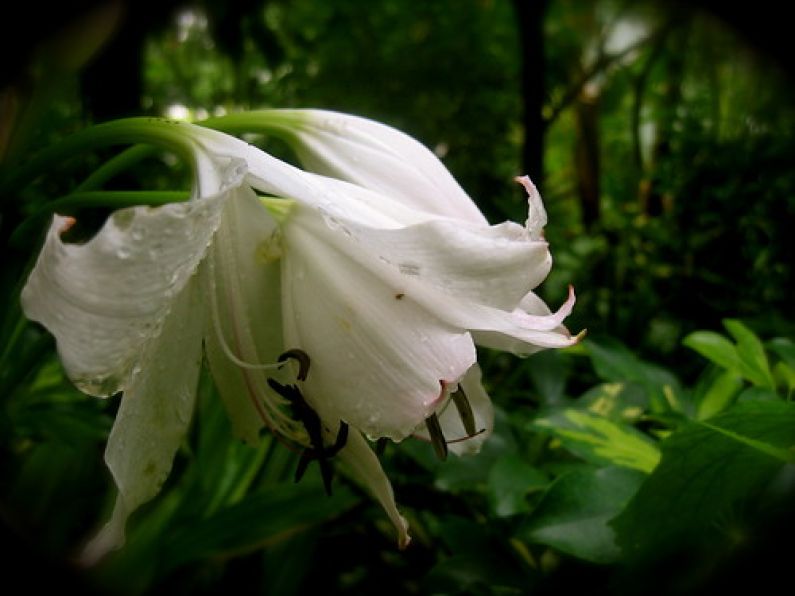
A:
58;215;77;234
398;533;412;550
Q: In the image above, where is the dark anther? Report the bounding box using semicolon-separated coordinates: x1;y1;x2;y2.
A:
278;348;311;381
451;386;477;437
425;412;448;461
375;437;389;456
267;377;348;495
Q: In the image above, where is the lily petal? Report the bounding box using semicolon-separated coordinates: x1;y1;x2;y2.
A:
203;183;292;444
345;217;552;311
81;279;203;563
417;364;494;456
21;181;233;397
337;429;410;548
282;205;477;442
281;206;576;358
259;109;488;225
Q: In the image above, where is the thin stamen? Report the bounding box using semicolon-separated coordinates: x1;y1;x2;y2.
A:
206;252;283;372
451;386;477;437
278;349;311;381
425;413;448;461
446;428;486;444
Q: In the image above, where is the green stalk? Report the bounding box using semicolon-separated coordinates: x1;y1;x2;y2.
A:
199;110;305;142
0;118;198;198
75;144;157;192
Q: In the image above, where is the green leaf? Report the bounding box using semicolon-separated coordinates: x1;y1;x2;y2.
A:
585;337;683;412
768;337;795;368
519;466;645;564
724;319;775;389
611;401;795;557
487;454;549;517
695;369;743;420
531;409;661;473
774;361;795;394
683;330;742;372
159;484;358;571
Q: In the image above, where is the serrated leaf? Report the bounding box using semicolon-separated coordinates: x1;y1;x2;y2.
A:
487;454;549;517
585;338;683;412
519;466;645;564
611;401;795;558
531;409;660;473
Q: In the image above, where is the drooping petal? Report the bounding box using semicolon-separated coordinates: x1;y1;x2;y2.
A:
248;109;488;224
468;286;578;355
81;279;203;563
435;364;494;456
514;175;547;240
20;171;238;397
281;205;477;442
336;430;410;548
281;206;577;359
341;216;552;311
203;184;295;445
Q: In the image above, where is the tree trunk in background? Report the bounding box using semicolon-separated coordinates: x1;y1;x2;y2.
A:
575;85;600;228
642;25;687;217
513;0;547;189
81;1;176;120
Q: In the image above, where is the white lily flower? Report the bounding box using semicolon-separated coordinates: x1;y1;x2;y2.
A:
21;113;579;560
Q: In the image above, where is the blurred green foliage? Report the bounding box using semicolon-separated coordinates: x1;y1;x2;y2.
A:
2;0;794;594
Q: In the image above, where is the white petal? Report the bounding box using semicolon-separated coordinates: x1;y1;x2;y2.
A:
259;109;488;225
281;207;477;442
81;279;203;563
284;207;576;359
437;364;494;456
203;185;290;444
21;177;234;397
345;216;552;310
337;430;410;548
515;175;547;239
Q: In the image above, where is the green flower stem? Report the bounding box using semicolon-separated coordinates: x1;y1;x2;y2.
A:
199;110;304;142
10;190;190;248
75;144;157;192
0;118;198;199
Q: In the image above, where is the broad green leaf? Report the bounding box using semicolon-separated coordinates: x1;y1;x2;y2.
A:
724;319;775;388
159;484;358;571
531;409;661;473
519;466;645;564
423;553;528;594
774;361;795;394
577;382;648;422
768;337;795;368
586;337;683;412
683;330;741;373
611;401;795;558
695;369;743;420
737;386;779;403
487;454;549;517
